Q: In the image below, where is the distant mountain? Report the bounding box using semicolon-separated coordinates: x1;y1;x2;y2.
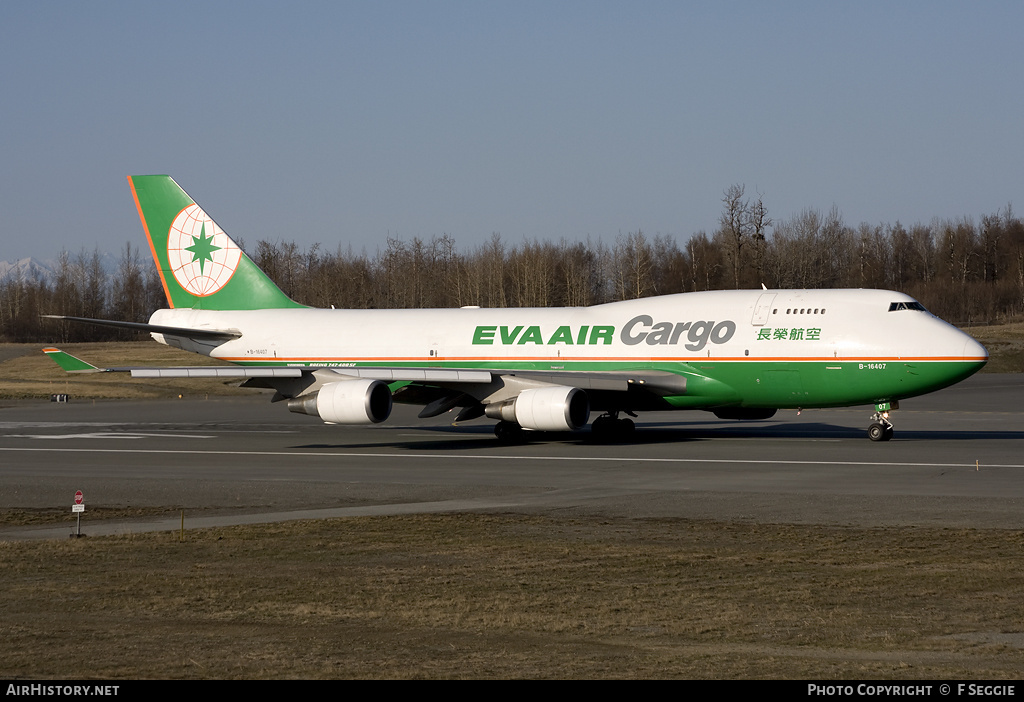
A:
0;252;122;285
0;257;58;283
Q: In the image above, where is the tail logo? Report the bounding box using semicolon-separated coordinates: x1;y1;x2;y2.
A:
166;204;242;296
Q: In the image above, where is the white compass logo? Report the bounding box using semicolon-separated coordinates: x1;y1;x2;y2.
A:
166;204;242;296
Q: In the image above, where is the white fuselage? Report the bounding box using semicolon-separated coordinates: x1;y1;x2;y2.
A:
150;289;984;371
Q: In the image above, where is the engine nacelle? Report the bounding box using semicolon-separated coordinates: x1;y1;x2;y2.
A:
288;379;393;424
485;386;589;431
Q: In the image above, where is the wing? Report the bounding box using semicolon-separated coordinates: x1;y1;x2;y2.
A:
43;347;686;426
41;315;241;342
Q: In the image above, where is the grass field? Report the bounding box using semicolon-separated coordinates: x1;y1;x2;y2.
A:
3;514;1023;679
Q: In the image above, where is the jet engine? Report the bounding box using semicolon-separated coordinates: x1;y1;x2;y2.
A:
485;386;589;431
287;379;393;424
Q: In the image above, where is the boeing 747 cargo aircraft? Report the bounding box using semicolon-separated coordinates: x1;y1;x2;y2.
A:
44;176;988;442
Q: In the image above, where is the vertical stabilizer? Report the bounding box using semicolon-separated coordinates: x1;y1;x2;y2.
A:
128;175;304;310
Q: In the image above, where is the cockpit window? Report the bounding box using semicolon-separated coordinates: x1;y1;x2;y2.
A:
888;301;928;312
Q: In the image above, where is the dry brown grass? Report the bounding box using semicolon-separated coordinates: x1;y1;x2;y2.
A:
2;514;1023;679
0;506;183;527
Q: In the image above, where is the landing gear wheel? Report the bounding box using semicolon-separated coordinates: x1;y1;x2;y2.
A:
591;414;636;442
868;422;893;442
494;420;526;443
867;409;894;442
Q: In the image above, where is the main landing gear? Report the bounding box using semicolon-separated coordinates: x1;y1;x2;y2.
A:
590;411;636;441
867;402;898;442
493;412;640;443
494;420;526;443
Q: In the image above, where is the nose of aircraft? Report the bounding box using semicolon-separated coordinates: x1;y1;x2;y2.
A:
933;317;987;364
962;334;988;363
913;324;989;396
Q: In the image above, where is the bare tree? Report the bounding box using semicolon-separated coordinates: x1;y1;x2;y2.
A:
611;231;653;300
718;184;748;288
110;242;146;335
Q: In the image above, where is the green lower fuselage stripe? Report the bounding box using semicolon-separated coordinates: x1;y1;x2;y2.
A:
226;358;985;409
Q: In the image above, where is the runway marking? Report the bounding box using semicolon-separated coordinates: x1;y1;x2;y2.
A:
0;422;294;434
8;433;214;440
1;446;1022;469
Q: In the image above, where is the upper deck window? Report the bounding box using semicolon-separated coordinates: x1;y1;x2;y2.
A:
888;301;928;312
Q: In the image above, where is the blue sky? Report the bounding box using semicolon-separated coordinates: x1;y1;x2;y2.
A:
2;1;1022;261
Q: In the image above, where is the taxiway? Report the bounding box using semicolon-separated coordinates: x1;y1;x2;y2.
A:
1;373;1022;539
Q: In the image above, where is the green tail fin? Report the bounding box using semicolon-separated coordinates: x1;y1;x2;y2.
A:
127;175;305;310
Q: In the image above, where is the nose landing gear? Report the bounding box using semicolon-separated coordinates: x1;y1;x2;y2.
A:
867;402;897;441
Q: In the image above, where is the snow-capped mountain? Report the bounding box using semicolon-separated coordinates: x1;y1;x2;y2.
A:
0;252;122;284
0;257;58;283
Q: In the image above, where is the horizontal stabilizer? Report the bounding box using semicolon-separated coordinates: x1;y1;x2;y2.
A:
42;348;102;373
43;347;305;378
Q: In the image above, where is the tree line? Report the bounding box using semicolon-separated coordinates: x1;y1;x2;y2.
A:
3;185;1023;343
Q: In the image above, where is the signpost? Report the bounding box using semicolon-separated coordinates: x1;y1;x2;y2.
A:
72;490;84;537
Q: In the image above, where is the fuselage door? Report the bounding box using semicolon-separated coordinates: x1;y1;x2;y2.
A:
751;293;776;326
427;340;441;366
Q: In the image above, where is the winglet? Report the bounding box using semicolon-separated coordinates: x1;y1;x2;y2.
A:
42;348;104;374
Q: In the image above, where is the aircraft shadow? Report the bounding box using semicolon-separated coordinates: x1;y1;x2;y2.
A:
292;421;1024;451
635;420;1024;442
